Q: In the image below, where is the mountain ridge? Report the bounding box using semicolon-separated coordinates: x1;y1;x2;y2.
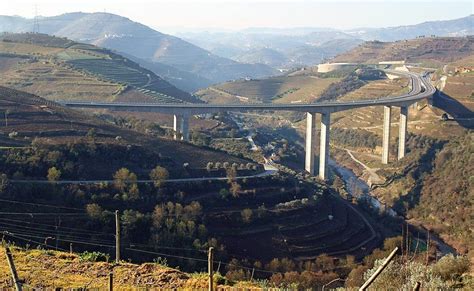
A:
0;12;278;92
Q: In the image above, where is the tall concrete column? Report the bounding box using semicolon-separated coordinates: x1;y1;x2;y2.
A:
319;112;330;180
305;112;317;175
382;106;391;164
173;114;180;140
180;115;189;141
398;106;408;160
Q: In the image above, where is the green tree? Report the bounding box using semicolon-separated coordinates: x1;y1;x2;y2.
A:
47;167;61;182
86;203;103;220
149;166;169;187
128;183;140;200
226;167;236;181
241;208;253;223
113;168;137;192
230;182;241;197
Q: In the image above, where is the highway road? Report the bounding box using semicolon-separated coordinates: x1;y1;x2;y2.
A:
57;70;436;114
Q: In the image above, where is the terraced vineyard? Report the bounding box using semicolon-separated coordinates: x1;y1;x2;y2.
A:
68;58;184;103
0;33;199;104
198;75;340;104
198;178;377;261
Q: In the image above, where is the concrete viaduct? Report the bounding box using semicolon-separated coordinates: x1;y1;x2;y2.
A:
58;70;436;180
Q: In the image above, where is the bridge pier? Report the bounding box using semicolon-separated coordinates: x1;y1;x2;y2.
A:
382;106;391;164
173;114;190;141
305;112;316;175
180;114;189;141
173;114;181;140
398;106;408;160
319;112;330;180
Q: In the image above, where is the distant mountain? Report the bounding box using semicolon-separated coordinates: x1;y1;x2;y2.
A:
178;15;472;69
234;48;289;68
179;30;362;69
0;12;278;92
346;15;474;41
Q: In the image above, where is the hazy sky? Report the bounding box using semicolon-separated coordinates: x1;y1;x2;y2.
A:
2;0;473;32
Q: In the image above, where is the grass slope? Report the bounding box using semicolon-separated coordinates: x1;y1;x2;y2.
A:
0;247;219;289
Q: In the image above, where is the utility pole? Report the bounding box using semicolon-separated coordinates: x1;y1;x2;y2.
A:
5;246;22;291
115;210;120;263
208;247;214;291
359;247;399;291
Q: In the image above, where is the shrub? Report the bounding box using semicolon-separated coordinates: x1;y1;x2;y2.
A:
241;208;253;223
78;251;110;262
432;254;470;281
47;167;61;181
149;166;169;187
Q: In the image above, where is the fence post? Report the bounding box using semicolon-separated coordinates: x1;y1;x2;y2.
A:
69;243;73;254
208;247;214;291
108;272;114;291
359;247;399;291
115;210;120;263
5;246;22;291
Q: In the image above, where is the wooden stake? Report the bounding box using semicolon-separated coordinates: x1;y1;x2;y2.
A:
5;247;22;291
412;232;420;259
426;230;430;265
406;223;409;263
208;247;214;291
115;210;121;263
108;272;113;291
359;247;398;291
401;223;405;259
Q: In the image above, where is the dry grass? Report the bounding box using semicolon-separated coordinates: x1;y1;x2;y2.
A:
0;247;265;289
0;247;197;289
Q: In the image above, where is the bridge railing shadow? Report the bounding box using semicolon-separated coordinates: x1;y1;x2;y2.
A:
432;91;474;129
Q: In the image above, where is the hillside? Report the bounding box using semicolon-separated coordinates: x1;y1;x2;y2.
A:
196;67;402;105
0;86;381;268
198;44;473;260
331;36;474;66
0;13;278;91
0;33;202;103
0;86;249;172
197;74;341;104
